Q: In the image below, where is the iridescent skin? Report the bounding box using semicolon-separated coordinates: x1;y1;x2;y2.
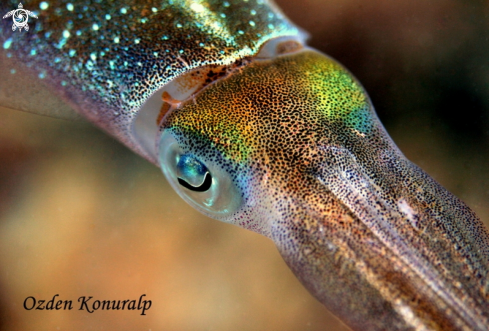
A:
1;1;489;330
0;0;299;162
163;50;489;330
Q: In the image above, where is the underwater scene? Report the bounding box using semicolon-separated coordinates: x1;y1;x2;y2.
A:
0;0;488;330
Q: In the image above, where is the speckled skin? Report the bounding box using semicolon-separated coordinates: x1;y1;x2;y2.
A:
163;50;489;330
1;0;489;330
0;0;298;162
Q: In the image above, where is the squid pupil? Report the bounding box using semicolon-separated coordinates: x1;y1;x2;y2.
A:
176;154;212;192
178;172;212;192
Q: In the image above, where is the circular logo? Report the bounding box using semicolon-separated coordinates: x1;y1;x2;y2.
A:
2;3;38;32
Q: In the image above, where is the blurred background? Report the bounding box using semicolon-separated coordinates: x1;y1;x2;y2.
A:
1;0;489;330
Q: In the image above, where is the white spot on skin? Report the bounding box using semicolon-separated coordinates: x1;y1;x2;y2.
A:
40;2;49;10
393;301;430;331
352;129;366;138
398;198;418;229
190;3;205;13
3;39;12;50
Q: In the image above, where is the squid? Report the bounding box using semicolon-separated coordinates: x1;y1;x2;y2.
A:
1;0;488;330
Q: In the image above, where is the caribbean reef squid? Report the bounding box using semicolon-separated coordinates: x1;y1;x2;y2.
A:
0;0;488;329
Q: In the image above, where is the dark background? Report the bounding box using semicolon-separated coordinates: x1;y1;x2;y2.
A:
1;0;488;330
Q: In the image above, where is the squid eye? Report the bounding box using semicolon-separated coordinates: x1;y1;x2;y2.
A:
176;154;212;192
158;131;242;220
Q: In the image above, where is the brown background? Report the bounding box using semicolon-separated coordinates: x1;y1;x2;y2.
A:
1;0;489;330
